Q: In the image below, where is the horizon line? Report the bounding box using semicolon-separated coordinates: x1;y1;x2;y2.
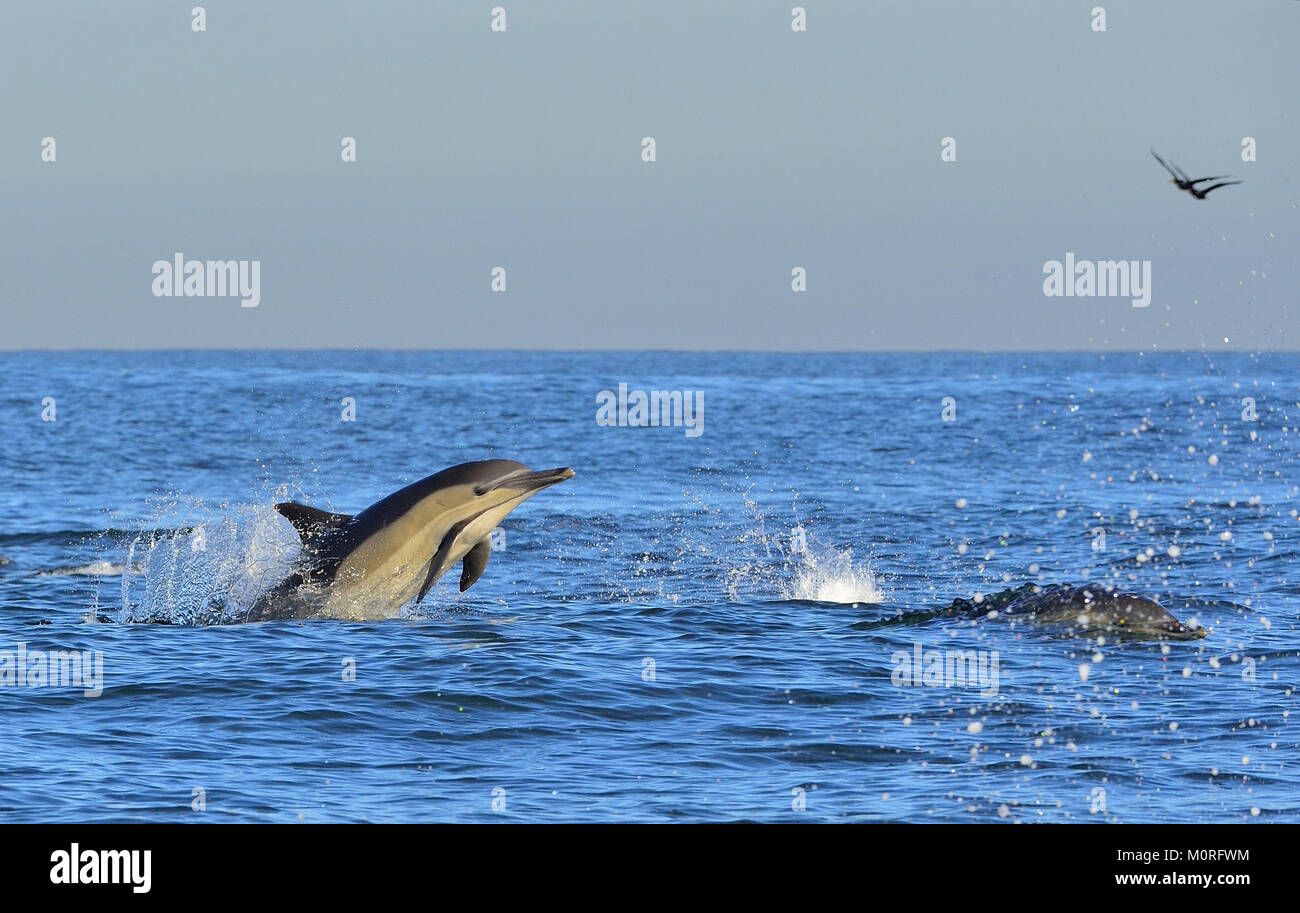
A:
1;346;1297;356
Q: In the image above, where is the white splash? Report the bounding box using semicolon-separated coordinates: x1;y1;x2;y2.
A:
785;537;885;604
721;492;886;604
114;501;301;623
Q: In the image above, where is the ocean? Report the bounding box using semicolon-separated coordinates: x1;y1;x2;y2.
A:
0;350;1295;822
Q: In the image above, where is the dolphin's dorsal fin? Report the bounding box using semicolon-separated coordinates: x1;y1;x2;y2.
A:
460;538;492;592
275;502;353;544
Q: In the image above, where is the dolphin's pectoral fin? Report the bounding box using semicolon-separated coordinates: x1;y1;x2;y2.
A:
415;556;443;604
275;502;353;545
460;538;492;592
417;517;475;604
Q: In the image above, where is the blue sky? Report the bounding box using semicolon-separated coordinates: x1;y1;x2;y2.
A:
1;1;1296;349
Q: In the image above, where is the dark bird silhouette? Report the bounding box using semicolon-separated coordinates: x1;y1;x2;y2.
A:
1185;179;1243;199
1151;149;1242;199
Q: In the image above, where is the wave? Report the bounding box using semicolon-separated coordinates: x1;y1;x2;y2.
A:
0;527;179;547
35;561;143;577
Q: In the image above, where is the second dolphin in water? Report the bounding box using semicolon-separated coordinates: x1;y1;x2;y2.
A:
947;583;1207;640
246;460;574;621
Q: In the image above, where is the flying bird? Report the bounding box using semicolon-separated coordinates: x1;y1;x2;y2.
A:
1151;149;1242;199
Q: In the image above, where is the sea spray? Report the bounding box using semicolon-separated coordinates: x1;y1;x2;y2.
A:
112;500;301;624
785;535;885;604
725;492;885;604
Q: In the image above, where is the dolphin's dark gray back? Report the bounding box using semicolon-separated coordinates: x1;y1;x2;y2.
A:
949;583;1205;638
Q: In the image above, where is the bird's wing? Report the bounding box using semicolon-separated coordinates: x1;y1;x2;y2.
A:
1169;160;1194;183
1187;175;1230;184
1150;148;1180;180
1200;181;1243;195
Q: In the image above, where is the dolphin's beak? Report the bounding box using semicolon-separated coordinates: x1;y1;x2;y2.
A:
476;466;575;496
1168;621;1208;639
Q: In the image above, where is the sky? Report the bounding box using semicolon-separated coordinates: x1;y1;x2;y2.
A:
1;0;1297;351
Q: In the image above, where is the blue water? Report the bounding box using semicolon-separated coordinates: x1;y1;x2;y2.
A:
0;350;1296;822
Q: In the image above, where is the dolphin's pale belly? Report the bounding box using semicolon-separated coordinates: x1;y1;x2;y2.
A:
248;513;494;620
313;511;504;619
320;565;423;620
322;526;445;620
247;524;446;622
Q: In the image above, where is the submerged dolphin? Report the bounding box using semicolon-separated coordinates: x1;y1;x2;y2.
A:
947;583;1207;640
245;460;574;621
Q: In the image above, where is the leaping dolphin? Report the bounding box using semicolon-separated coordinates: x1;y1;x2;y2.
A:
245;460;574;621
